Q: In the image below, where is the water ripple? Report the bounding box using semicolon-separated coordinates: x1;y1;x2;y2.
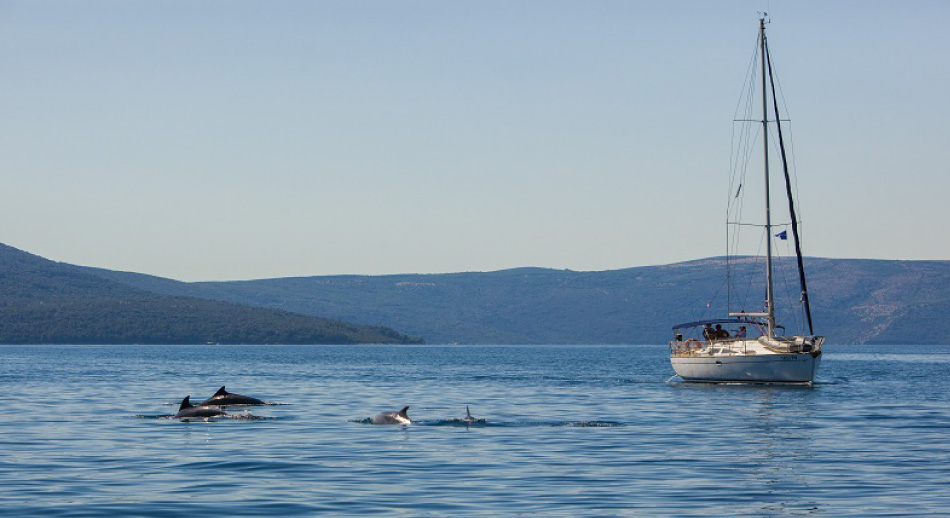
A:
0;344;948;517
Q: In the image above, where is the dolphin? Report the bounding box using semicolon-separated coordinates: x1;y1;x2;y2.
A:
370;406;412;425
198;386;265;407
462;406;479;423
453;406;487;427
175;396;228;420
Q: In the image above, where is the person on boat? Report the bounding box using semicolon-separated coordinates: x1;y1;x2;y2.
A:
702;324;715;341
736;326;747;339
714;324;730;339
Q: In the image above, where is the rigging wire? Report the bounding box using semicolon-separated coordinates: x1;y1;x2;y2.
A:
775;232;805;334
725;22;812;333
726;34;763;314
765;32;815;335
768;42;809;331
765;52;805;228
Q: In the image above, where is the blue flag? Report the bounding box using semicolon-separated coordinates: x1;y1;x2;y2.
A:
775;230;788;240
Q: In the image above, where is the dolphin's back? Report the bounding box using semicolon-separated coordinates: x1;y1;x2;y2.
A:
198;386;265;407
371;406;411;425
175;395;227;419
459;406;486;425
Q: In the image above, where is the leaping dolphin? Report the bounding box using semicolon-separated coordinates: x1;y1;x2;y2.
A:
198;386;265;407
175;396;228;420
370;406;412;425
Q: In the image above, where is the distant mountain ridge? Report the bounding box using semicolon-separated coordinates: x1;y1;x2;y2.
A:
81;251;950;345
0;243;421;345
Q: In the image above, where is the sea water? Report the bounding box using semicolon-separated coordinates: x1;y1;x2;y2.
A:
0;344;947;517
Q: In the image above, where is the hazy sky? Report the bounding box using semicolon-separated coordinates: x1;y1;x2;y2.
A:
1;1;947;281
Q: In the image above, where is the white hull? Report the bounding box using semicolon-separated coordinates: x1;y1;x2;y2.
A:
669;337;822;383
671;352;820;383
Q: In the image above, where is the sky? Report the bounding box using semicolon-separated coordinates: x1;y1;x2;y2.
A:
1;1;948;281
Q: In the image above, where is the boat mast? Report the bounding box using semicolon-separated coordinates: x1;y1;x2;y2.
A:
760;17;775;338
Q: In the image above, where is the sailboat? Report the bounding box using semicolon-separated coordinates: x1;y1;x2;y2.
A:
669;17;824;383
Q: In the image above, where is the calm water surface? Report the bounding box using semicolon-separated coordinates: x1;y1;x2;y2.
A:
0;344;948;517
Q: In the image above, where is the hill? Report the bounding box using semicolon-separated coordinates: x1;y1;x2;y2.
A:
0;244;422;345
84;254;950;345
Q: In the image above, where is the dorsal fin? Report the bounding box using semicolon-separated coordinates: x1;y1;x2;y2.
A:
213;386;228;397
179;396;192;411
466;406;472;419
398;406;410;418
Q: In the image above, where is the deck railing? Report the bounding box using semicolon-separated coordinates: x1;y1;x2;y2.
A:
670;335;824;356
